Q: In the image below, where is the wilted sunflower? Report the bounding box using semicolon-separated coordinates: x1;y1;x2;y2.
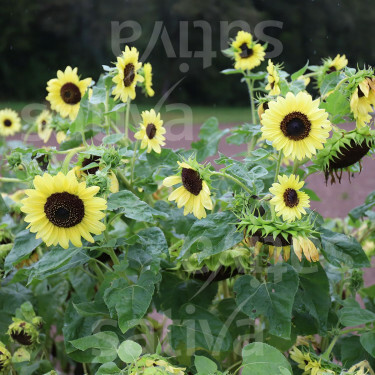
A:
261;92;331;160
163;160;213;219
46;66;92;121
21;170;107;249
129;355;185;375
350;78;375;128
325;54;348;74
36;110;53;143
143;62;155;97
8;319;39;346
112;45;144;102
134;109;166;153
270;174;310;222
232;30;265;71
0;108;21;136
265;60;281;95
0;341;11;373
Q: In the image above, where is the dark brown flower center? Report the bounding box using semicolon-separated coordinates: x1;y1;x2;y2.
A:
280;112;311;141
181;168;203;196
44;192;85;228
81;155;100;175
283;188;299;207
263;102;269;110
4;119;12;127
239;43;253;59
358;86;365;98
327;66;336;73
11;330;32;346
41;120;47;130
146;123;157;139
60;83;81;105
123;63;135;87
35;154;49;171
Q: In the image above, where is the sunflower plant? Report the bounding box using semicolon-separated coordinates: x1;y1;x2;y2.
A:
0;33;375;375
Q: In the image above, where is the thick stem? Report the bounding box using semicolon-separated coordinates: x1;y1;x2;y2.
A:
62;146;86;174
124;97;131;142
130;140;140;184
274;150;283;183
321;336;338;360
211;171;253;195
0;177;28;184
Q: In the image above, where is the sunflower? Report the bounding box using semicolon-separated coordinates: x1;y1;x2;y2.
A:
269;174;310;222
46;66;91;121
290;346;312;371
112;45;144;102
257;101;269;121
134;109;166;153
21;170;107;249
8;319;39;346
261;92;331;160
143;62;155;97
0;108;21;136
325;54;348;74
350;78;374;128
163;161;213;219
232;30;265;71
36;110;53;143
293;236;319;262
0;342;11;373
265;60;281;95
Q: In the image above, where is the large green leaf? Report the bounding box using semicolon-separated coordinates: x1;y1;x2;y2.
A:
241;342;292;375
337;300;375;327
107;190;168;222
361;332;375;358
349;190;375;220
234;264;299;339
117;340;142;363
179;211;242;262
194;355;218;374
320;228;370;268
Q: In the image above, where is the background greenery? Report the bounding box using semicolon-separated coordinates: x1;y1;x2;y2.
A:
1;0;374;105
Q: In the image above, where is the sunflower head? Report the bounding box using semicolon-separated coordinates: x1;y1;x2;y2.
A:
0;108;21;137
129;355;185;375
257;101;269;121
0;341;11;373
143;62;155;97
21;170;107;249
350;78;374;128
269;174;310;222
36;110;53;143
261;92;331;160
324;54;348;74
163;159;213;219
231;30;265;71
112;45;144;102
265;60;281;96
46;66;92;121
8;319;39;346
134;109;166;153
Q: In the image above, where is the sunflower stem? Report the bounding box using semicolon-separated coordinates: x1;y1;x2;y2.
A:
62;146;86;174
116;170;136;194
24;124;37;143
321;336;338;360
104;89;111;133
90;261;104;282
245;75;258;155
124;97;131;143
130;140;140;184
0;177;28;184
106;247;120;266
274;150;283;183
211;171;253;195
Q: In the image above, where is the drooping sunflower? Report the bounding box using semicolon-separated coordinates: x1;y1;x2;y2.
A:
269;174;310;222
36;110;53;143
46;66;92;121
265;60;281;95
8;319;39;346
143;62;155;97
21;170;107;249
325;54;348;74
112;45;144;102
134;109;166;153
0;341;11;373
261;92;331;160
232;30;265;71
350;78;374;128
163;161;213;219
0;108;21;136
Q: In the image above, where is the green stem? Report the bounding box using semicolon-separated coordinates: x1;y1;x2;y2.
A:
0;177;28;184
169;239;184;253
226;360;242;373
211;171;253;195
222;280;230;299
124;97;131;142
245;74;258;155
24;124;37;143
62;146;86;174
105;247;120;266
321;336;338;360
274;150;283;183
116;170;136;193
93;258;113;273
90;261;104;282
130;140;140;184
104;89;110;132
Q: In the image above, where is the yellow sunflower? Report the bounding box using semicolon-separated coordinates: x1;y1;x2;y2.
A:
289;346;311;371
265;60;281;95
112;45;144;102
350;78;374;128
163;161;213;219
21;170;107;249
36;110;53;143
257;101;269;121
269;174;310;222
46;66;91;121
134;109;166;153
326;54;348;74
0;108;21;136
293;236;319;262
261;92;331;160
0;341;11;373
232;30;265;71
143;62;155;97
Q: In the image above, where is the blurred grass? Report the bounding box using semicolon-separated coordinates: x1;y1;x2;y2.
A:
0;101;251;125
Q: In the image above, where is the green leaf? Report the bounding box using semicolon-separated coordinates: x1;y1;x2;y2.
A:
302;188;320;202
291;61;309;80
107;190;168;222
4;230;42;270
349;190;375;220
221;69;242;75
117;340;142;363
179;211;243;262
360;332;375;358
241;342;292;375
195;355;218;374
12;347;31;363
320;90;351;124
102;134;124;145
320;71;342;96
96;362;122;375
234;264;299;339
0;194;8;214
70;331;119;364
338;335;375;367
89;75;106;105
320;228;370;268
337;301;375;327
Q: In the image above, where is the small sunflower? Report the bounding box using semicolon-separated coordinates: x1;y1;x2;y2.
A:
143;62;155;97
36;110;53;143
46;66;92;121
325;54;348;74
129;355;185;375
232;30;265;71
163;161;213;219
265;60;281;95
269;174;310;222
350;78;374;128
8;319;39;346
21;170;107;249
261;92;331;160
290;346;312;372
112;45;144;102
257;101;269;121
134;109;166;153
0;341;11;373
0;108;21;136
